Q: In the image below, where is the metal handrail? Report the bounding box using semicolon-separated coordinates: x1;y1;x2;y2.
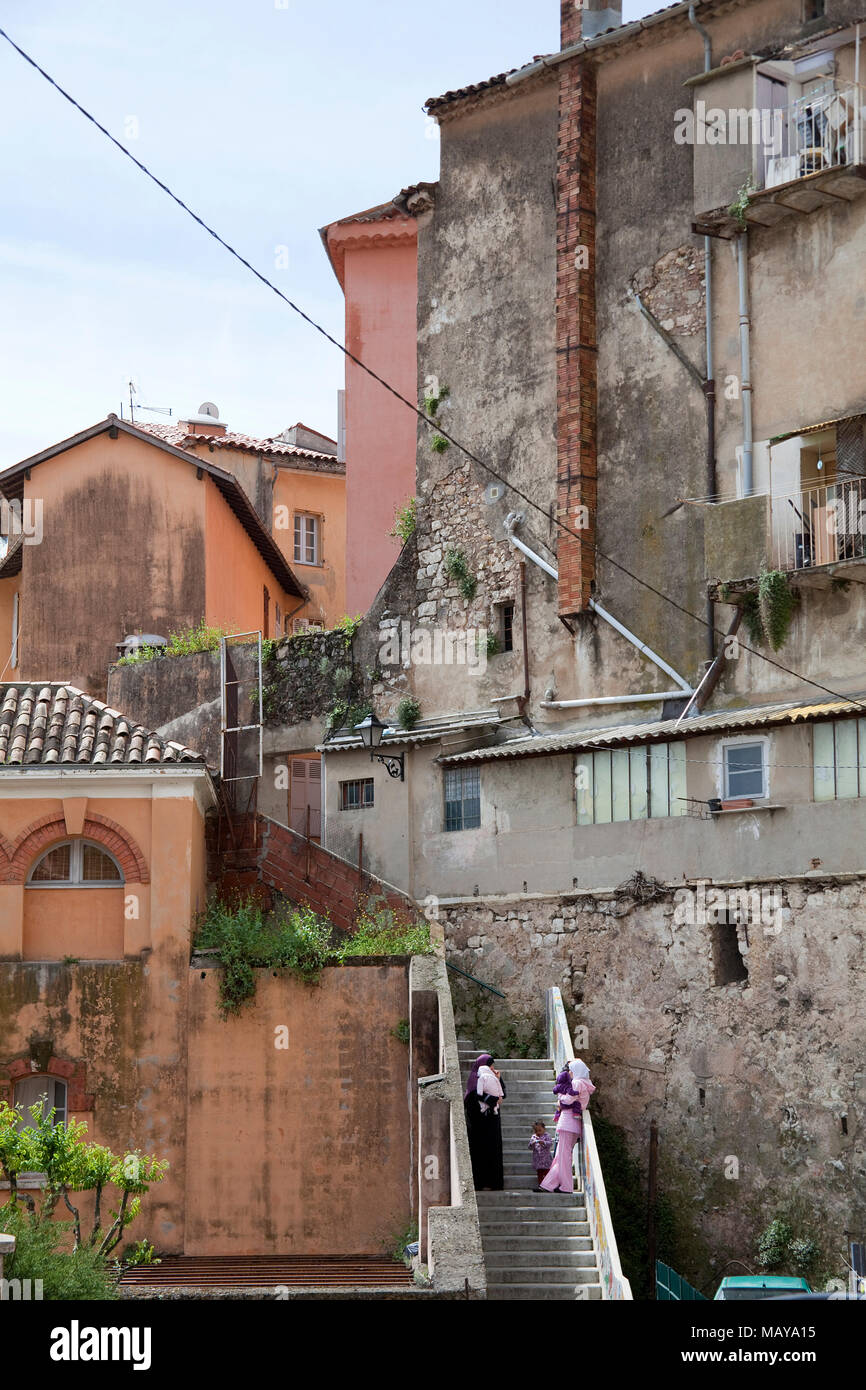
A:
445;961;506;998
546;986;633;1300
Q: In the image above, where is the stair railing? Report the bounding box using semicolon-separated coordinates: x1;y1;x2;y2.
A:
546;986;633;1300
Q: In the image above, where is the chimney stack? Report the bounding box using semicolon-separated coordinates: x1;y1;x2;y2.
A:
562;0;623;49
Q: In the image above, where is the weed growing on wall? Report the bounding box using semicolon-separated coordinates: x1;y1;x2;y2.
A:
740;568;798;650
390;497;418;544
396;696;421;730
195;896;433;1016
444;548;477;601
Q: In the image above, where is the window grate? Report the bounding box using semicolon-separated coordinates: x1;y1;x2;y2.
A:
340;778;374;811
444;767;481;831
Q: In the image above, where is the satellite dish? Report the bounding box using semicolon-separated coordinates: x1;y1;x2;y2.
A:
198;402;220;419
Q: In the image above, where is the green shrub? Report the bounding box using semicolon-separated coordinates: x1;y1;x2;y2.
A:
430;434;450;454
0;1205;118;1300
195;898;336;1015
390;497;418;544
340;902;434;959
396;696;421;730
756;1217;793;1270
741;569;797;651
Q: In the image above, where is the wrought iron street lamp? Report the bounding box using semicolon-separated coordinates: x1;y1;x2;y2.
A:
354;712;405;781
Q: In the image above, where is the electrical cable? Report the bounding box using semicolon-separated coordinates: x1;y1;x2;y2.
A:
3;26;866;714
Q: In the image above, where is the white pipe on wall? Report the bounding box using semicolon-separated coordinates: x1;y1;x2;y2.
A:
502;514;694;696
737;233;753;496
541;690;689;709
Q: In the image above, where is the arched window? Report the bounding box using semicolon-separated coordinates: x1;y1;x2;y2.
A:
26;840;123;887
12;1076;68;1131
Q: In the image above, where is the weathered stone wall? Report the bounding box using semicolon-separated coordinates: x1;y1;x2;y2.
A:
443;876;866;1286
261;629;359;729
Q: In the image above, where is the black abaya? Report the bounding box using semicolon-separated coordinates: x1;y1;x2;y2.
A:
464;1078;506;1190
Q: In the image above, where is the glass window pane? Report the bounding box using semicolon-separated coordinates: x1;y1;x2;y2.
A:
30;844;71;882
82;844;121;882
725;744;764;797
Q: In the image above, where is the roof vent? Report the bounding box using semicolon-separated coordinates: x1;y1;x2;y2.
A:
582;0;622;41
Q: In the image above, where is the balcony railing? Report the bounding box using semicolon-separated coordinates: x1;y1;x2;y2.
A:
770;476;866;572
759;79;866;191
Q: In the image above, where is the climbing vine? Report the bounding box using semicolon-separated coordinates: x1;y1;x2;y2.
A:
740;568;798;651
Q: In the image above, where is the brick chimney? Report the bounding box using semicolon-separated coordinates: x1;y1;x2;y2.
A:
555;31;598;617
561;0;582;48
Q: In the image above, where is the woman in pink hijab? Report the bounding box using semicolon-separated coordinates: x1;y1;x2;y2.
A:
540;1059;595;1195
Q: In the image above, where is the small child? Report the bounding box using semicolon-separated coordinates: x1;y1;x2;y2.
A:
529;1119;554;1191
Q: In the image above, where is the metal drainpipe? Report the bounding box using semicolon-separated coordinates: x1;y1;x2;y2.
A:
689;4;717;665
519;560;530;705
737;232;753;497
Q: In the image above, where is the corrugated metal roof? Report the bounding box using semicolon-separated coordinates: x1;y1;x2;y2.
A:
438;693;866;766
319;709;501;754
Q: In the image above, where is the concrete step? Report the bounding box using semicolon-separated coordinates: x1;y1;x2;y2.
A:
485;1250;598;1272
486;1262;598;1285
486;1282;602;1301
476;1198;586;1217
482;1234;593;1251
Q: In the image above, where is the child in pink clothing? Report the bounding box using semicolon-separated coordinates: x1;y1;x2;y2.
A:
529;1120;554;1189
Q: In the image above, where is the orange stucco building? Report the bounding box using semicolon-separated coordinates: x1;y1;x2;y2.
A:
0;416;312;699
321;193;425;614
0;682;411;1256
139;411;347;631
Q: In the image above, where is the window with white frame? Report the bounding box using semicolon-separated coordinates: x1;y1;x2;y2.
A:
813;718;866;801
721;739;768;801
340;778;374;811
444;766;481;832
13;1076;68;1131
26;840;123;887
294;513;320;565
575;742;687;824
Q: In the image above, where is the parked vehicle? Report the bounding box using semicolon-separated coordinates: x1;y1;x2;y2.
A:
714;1276;812;1301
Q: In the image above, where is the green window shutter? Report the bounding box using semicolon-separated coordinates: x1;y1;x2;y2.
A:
648;743;670;818
594;750;613;824
611;748;631;822
813;722;836;802
835;721;859;800
629;746;649;820
575;754;594;825
668;741;687;817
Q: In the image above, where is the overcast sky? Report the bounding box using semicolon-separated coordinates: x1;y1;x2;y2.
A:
0;0;656;466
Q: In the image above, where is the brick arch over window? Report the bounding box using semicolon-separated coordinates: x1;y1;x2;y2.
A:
0;833;12;877
7;814;149;886
0;1055;94;1112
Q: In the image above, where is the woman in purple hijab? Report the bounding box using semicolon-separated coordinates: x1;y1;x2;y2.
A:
464;1053;507;1190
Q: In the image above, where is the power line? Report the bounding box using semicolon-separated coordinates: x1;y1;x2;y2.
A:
2;25;865;715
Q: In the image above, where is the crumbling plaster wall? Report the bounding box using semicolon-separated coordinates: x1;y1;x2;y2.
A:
443;874;866;1282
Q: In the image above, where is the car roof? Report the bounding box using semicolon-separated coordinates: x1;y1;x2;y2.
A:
720;1276;809;1288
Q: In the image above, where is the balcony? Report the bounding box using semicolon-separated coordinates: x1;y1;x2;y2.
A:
693;77;866;237
704;476;866;593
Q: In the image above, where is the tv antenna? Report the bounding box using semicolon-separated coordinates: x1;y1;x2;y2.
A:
124;379;172;423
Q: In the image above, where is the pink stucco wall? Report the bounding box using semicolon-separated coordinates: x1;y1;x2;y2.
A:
330;219;418;614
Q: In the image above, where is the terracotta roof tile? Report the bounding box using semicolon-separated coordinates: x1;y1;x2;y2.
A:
0;684;204;768
137;421;344;472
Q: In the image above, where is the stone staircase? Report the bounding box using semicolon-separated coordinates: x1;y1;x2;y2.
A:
458;1041;601;1301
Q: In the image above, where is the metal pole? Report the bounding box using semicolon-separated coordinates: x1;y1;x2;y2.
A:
648;1118;659;1295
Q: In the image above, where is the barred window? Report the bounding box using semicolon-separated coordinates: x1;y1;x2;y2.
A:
444;767;481;832
340;778;374;811
575;742;687;824
813;719;866;801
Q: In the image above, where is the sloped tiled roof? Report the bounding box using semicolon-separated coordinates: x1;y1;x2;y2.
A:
137;421;344;472
0;684;205;768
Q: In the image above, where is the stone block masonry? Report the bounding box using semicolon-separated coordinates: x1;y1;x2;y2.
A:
441;876;866;1286
556;53;598;618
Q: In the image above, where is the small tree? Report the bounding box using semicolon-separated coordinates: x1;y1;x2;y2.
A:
0;1096;167;1257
